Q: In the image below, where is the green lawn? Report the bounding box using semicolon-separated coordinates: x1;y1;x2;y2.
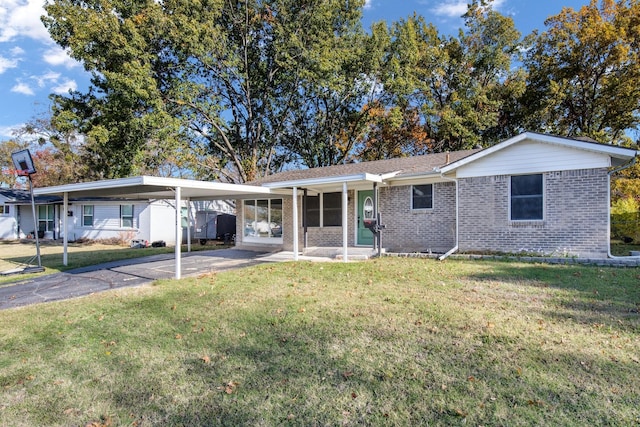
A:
1;258;638;426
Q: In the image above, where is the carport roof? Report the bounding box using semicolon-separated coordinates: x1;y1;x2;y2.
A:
33;175;274;200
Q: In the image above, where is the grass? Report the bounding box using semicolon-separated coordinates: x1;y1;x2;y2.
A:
0;240;224;286
610;239;640;256
0;257;639;426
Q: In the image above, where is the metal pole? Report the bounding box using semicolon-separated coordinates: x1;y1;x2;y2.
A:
175;186;182;280
292;187;299;261
29;175;42;268
63;192;68;266
342;182;348;262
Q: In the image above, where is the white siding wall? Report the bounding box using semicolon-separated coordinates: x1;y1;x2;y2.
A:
68;202;148;242
148;202;179;244
0;216;18;239
455;141;611;178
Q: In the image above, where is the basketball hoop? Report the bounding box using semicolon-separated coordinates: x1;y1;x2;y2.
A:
5;149;44;273
11;149;36;176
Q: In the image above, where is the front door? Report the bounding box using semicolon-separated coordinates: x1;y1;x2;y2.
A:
357;190;374;246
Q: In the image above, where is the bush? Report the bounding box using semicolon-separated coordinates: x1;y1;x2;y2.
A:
611;197;640;243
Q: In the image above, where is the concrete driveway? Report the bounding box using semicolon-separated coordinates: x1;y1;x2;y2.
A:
0;248;294;310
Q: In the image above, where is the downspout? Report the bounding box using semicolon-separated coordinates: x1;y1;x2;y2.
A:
607;156;639;258
438;173;458;261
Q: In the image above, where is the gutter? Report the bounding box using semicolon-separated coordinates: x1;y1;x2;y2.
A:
437;172;458;260
607;156;640;259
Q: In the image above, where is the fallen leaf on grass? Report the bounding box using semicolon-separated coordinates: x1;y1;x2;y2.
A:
342;371;354;379
200;355;211;364
217;381;239;394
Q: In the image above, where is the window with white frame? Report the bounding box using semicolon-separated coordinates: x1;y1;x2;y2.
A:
303;192;342;227
412;184;433;210
510;174;543;220
37;205;54;232
0;204;9;215
120;205;134;228
82;205;94;227
243;199;283;241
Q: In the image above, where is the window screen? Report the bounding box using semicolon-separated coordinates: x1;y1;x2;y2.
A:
305;195;320;227
412;184;433;209
511;174;543;220
323;192;342;226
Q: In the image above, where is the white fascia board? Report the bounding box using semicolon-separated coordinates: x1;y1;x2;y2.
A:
261;173;383;189
34;176;146;195
385;170;442;184
439;132;639;174
35;175;272;196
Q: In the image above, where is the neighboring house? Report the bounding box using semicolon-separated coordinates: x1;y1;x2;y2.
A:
236;132;639;259
0;189;233;245
0;189;61;240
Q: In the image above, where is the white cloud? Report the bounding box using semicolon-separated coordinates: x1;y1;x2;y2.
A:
33;71;61;88
10;46;25;56
11;81;35;96
0;0;51;43
364;0;373;10
431;0;507;18
43;46;81;69
51;79;77;94
0;124;23;139
431;1;468;18
0;55;18;74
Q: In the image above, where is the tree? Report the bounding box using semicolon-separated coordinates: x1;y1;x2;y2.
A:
44;0;371;182
380;1;524;152
353;102;432;161
43;0;185;179
522;0;640;143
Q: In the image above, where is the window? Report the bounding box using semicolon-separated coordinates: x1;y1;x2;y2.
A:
121;205;134;228
303;192;342;227
37;205;54;232
243;199;283;241
412;184;433;210
0;205;9;215
305;195;320;227
511;174;543;220
82;205;94;227
323;192;342;226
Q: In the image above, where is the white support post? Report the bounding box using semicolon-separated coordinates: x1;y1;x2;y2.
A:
175;186;182;280
342;182;348;262
186;197;191;253
63;192;68;266
292;187;299;261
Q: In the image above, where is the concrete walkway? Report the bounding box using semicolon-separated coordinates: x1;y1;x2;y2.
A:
0;248;336;311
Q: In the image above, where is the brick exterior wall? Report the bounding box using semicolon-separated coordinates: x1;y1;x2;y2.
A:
457;168;610;258
236;168;610;258
378;183;456;253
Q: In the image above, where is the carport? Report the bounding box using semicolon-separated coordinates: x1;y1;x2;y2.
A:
34;176;274;279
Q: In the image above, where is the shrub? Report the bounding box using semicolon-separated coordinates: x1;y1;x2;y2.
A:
611;196;640;243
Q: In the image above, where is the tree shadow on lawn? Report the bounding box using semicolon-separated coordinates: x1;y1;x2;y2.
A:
465;262;640;332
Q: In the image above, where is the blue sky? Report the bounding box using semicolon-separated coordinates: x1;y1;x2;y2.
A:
0;0;591;142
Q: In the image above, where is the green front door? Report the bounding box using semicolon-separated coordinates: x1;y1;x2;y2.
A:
357;190;374;246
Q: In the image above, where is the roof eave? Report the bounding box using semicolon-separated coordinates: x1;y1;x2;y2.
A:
261;173;386;189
